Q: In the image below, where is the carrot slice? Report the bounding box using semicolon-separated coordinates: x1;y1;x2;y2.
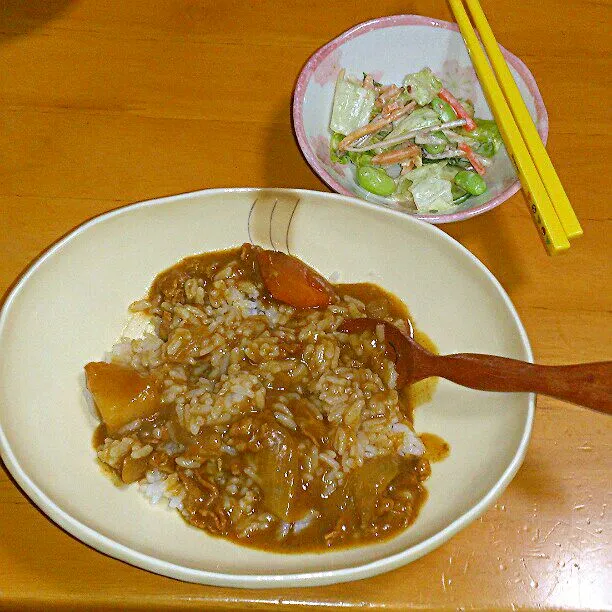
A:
256;249;336;309
439;88;477;131
458;142;486;176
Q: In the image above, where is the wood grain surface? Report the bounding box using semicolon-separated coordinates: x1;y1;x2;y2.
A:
1;1;610;610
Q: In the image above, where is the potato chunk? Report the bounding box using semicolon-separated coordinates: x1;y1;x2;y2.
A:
84;361;160;432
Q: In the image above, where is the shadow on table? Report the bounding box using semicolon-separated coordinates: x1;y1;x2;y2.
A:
0;0;76;41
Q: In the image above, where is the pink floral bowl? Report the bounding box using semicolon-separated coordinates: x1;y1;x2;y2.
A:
292;15;548;223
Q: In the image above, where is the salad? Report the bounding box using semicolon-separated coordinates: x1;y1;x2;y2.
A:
329;68;503;212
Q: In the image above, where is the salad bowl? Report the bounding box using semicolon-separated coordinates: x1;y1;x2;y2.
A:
293;15;548;223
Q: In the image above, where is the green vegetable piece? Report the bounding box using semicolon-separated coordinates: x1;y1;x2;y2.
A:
394;176;415;203
431;97;457;123
348;151;375;167
424;143;446;154
477;141;496;158
403;160;448;183
403;68;443;105
451;184;467;199
431;129;448;141
452;192;472;205
472;118;500;138
417;129;447;151
451;184;472;205
464;118;503;157
369;106;382;121
439;162;462;182
395;88;411;107
454;170;487;196
356;166;396;196
459;98;475;118
446;157;471;168
410;176;454;212
386;106;439;140
330;132;348;164
330;71;376;135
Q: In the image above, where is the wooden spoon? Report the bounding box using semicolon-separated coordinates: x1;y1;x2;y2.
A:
338;318;612;415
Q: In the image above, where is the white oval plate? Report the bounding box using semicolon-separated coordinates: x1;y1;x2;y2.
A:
0;188;534;587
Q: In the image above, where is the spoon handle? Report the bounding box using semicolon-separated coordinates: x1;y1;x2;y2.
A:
433;354;612;414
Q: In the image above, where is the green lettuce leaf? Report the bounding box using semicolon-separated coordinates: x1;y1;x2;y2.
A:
385;107;439;141
410;176;454;212
400;162;456;212
403;68;443;105
329;71;376;135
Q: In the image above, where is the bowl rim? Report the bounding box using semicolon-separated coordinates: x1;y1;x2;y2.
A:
292;14;549;224
0;187;535;588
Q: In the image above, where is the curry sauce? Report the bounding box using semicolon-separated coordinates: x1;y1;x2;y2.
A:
87;245;448;552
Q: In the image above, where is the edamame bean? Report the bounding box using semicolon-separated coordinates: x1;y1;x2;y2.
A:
431;97;457;123
454;170;487;196
330;132;344;149
356;166;396;196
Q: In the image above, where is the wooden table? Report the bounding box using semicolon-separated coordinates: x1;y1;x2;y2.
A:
1;1;610;609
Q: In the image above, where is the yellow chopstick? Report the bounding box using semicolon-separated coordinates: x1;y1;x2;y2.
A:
464;0;582;240
448;0;570;255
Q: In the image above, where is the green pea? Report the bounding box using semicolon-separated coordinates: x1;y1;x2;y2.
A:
431;97;457;123
424;143;446;154
356;165;396;196
454;170;487;196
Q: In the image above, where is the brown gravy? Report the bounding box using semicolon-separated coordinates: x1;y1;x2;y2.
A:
421;433;451;463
